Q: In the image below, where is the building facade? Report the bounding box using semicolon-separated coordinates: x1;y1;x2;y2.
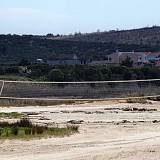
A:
105;51;160;67
44;52;160;67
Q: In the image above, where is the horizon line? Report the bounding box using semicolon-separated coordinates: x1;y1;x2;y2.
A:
0;25;159;36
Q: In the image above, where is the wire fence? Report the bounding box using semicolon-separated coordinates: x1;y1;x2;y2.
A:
0;79;160;100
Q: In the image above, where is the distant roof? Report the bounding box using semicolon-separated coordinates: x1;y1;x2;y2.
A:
144;52;160;56
115;51;145;56
156;60;160;66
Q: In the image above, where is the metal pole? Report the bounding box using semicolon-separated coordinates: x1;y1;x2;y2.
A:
0;81;5;96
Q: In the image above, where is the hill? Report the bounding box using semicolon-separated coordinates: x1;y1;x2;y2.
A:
1;26;160;64
59;26;160;46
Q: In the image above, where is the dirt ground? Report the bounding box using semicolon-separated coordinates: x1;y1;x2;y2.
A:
1;100;160;160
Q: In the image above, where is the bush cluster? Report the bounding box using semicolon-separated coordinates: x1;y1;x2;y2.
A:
0;119;79;139
28;64;160;81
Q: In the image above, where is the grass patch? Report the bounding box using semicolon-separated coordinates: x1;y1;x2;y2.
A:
0;119;79;139
0;112;27;118
126;98;149;104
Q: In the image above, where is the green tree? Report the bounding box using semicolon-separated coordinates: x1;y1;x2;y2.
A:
121;56;133;68
47;69;64;81
19;58;30;66
80;66;103;81
122;68;133;80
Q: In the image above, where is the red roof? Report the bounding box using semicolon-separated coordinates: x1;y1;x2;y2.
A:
145;52;160;56
156;61;160;66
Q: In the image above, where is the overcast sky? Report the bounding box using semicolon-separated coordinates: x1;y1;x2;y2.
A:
0;0;160;35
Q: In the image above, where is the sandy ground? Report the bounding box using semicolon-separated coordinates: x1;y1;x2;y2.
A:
1;101;160;160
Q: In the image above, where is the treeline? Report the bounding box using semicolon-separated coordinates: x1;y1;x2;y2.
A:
1;64;159;82
29;65;160;81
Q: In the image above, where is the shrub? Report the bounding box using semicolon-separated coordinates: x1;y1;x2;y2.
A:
16;118;32;127
0;122;9;128
47;69;64;81
11;127;19;136
0;119;79;139
0;128;2;136
36;126;45;135
24;128;32;135
5;129;9;137
31;127;36;135
67;125;79;132
121;56;133;68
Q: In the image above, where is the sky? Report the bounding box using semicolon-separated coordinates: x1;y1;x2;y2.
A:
0;0;160;35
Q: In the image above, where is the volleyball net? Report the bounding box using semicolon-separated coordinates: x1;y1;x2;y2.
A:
0;79;160;100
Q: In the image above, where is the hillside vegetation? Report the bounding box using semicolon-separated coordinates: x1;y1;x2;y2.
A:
1;27;160;64
61;26;160;46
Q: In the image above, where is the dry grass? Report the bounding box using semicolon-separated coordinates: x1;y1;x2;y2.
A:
0;96;160;107
0;98;76;107
126;98;150;104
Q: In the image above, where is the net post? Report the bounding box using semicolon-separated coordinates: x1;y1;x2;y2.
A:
0;81;5;96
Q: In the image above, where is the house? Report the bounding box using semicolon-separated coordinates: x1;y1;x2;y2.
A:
156;60;160;67
119;52;147;66
36;59;44;64
105;51;147;66
46;54;88;65
44;52;160;67
105;51;160;67
144;52;160;67
47;59;82;65
144;52;160;62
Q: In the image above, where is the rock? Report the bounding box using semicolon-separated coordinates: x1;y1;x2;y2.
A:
122;108;132;111
152;120;159;123
67;120;84;124
121;120;130;123
39;117;51;121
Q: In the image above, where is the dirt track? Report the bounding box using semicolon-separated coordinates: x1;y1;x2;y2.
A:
1;101;160;160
